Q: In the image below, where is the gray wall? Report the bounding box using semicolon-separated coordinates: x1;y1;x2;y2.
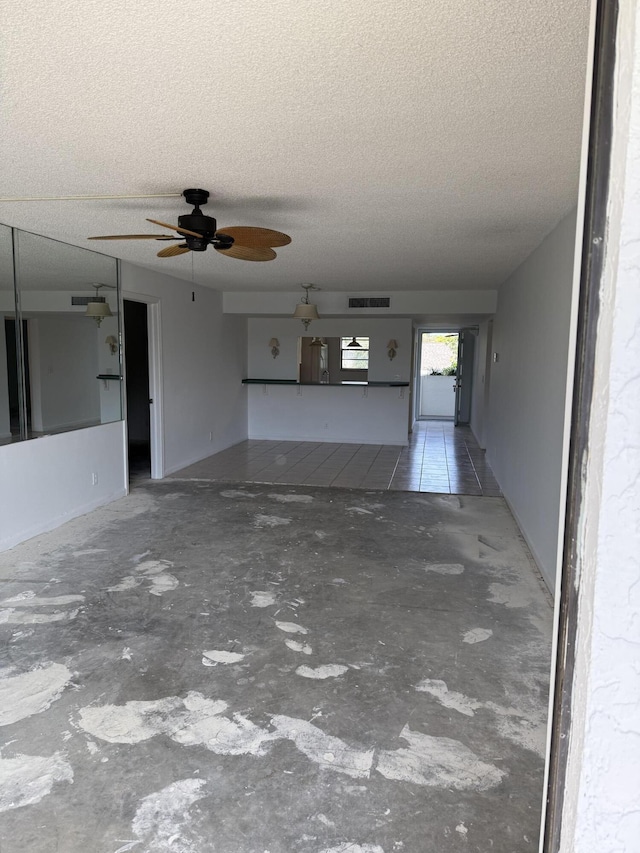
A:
486;208;578;588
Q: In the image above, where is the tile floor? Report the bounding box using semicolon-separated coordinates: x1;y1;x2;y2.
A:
170;419;501;496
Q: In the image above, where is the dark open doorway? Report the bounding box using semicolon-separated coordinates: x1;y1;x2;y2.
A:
123;300;151;482
4;318;31;439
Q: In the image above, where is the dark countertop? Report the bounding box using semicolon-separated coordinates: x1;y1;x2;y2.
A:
243;379;409;387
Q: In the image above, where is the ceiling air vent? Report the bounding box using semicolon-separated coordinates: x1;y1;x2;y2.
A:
71;296;106;306
348;297;391;308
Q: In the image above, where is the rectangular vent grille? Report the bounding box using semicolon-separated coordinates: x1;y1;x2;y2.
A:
71;296;106;306
348;297;391;308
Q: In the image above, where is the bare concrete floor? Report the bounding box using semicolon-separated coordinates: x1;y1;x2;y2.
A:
0;481;552;852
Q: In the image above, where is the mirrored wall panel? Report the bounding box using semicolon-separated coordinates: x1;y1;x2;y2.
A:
1;225;121;444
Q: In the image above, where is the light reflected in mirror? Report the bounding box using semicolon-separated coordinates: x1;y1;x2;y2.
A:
1;227;122;445
298;337;369;383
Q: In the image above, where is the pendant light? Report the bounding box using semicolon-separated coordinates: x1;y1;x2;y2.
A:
346;337;362;348
85;283;113;327
293;284;320;330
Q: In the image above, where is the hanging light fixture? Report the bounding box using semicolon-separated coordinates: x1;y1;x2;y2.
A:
346;337;362;348
292;283;320;330
309;337;324;347
85;283;114;327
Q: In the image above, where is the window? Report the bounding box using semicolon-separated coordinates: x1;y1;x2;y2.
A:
340;337;369;370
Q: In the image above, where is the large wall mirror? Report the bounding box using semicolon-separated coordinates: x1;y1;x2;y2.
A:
298;336;369;383
0;224;121;445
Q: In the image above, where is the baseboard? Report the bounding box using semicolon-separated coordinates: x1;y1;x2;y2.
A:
247;432;409;446
498;489;555;597
0;488;127;552
162;438;249;477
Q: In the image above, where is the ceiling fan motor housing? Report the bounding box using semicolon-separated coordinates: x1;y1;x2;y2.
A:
179;188;234;251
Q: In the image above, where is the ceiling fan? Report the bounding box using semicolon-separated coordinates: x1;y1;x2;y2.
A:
87;188;291;262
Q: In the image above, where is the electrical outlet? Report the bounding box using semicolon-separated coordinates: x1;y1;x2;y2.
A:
91;472;98;486
323;422;329;429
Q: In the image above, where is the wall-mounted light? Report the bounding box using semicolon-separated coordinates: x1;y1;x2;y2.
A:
269;338;280;358
85;283;114;327
105;335;118;355
387;339;398;360
292;283;320;330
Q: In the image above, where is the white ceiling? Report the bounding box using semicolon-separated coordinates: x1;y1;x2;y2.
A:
0;0;591;294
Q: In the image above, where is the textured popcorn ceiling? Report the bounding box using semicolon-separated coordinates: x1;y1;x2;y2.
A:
0;0;591;293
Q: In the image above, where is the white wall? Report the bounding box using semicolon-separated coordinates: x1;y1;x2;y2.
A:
0;263;248;551
0;421;127;551
28;317;100;431
248;317;412;382
419;375;456;418
247;317;411;444
225;289;497;316
561;4;640;850
248;384;409;444
485;209;578;589
120;263;248;474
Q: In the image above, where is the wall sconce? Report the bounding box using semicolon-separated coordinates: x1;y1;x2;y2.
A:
292;283;320;330
269;338;280;358
387;339;398;360
85;283;114;327
105;335;118;355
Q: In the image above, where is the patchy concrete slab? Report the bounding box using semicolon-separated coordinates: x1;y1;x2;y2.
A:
0;482;552;852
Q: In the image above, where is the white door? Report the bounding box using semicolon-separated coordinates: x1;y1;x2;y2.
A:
454;329;475;426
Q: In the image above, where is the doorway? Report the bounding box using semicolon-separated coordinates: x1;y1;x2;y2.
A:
416;331;458;420
4;318;31;439
123;300;151;481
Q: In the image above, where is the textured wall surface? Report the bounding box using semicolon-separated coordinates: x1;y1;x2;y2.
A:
562;4;640;851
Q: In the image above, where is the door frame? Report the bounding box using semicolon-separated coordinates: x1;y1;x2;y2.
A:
454;328;476;426
121;289;164;480
414;327;464;422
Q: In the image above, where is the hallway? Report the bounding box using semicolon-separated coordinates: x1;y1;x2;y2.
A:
169;421;501;496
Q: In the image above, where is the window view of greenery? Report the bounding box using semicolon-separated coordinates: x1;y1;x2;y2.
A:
420;332;458;376
340;337;369;370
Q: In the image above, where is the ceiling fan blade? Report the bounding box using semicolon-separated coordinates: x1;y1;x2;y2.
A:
216;226;291;248
215;245;277;262
146;218;203;238
88;234;179;240
157;244;191;258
